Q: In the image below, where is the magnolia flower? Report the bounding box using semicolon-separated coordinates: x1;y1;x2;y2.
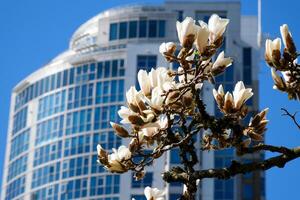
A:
211;51;232;75
105;145;131;173
195;21;210;53
244;108;269;141
232;81;253;110
147;87;164;111
265;38;281;66
280;24;296;54
176;17;198;48
144;186;165;200
213;81;253;114
110;122;129;138
138;70;151;96
148;68;171;89
118;106;134;124
126;86;138;106
271;68;286;90
207;14;229;43
159;42;176;57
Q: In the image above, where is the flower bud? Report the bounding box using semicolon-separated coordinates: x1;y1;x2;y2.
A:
176;17;198;49
159;42;176;61
110;122;129;138
280;24;296;55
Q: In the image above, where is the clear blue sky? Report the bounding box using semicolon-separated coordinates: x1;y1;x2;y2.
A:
0;0;299;199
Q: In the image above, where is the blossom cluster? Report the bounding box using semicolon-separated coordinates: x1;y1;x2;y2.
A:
265;24;300;100
96;14;270;199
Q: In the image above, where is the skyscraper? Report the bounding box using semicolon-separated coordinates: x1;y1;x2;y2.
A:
1;1;263;200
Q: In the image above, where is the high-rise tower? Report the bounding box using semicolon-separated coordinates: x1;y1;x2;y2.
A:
2;1;263;200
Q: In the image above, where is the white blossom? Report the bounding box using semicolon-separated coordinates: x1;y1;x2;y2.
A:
106;146;131;173
176;17;198;48
195;21;210;53
149;67;173;90
280;24;290;48
118;106;134;124
212;51;232;72
159;42;176;55
271;68;285;90
207;14;229;43
147;87;164;111
144;186;165;200
138;70;151;96
265;38;281;63
126;86;138;106
232;81;253;109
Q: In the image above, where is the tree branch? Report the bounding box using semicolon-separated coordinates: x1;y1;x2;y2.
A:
281;108;300;129
163;146;300;183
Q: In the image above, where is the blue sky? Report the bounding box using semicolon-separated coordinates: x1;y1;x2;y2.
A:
0;0;299;199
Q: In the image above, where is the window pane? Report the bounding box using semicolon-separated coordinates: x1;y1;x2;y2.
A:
139;20;147;38
148;20;157;38
158;20;166;37
109;23;118;41
119;22;127;39
129;21;137;38
243;47;252;66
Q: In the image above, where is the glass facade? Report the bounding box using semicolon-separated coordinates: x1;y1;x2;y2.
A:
5;57;126;199
109;19;166;41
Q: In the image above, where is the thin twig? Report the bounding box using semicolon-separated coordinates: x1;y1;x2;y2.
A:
281;108;300;129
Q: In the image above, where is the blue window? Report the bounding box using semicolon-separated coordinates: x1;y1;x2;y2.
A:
129;21;138;38
243;184;253;200
132;172;153;188
31;162;60;188
89;175;120;196
35;115;64;145
63;69;68;86
91;154;105;173
170;148;181;164
112;60;118;77
170;194;182;200
104;61;110;77
243;47;252;66
62;156;89;179
119;22;128;39
93;131;121;150
139;20;147;38
69;68;75;85
243;47;252;85
109;23;118;40
7;155;27;182
65;109;92;135
149;20;157;38
51;74;56;90
97;62;103;79
61;178;88;200
225;64;234;82
158;20;166;37
64;135;90;156
56;72;62;89
177;10;184;22
31;184;59;200
10;129;29;160
137;55;157;72
38;90;66;120
5;176;25;200
12;107;28;135
34;141;62;166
